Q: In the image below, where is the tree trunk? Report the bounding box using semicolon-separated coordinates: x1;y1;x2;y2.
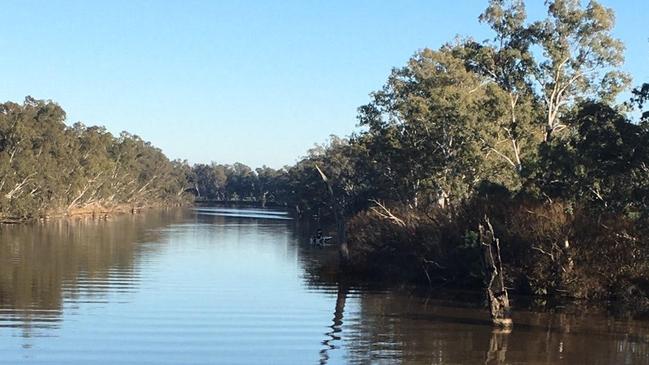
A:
261;191;268;208
479;217;512;327
314;164;349;265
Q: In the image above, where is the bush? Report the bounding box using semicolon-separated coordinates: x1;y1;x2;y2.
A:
344;196;649;301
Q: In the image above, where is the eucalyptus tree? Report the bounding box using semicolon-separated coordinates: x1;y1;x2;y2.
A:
480;0;630;142
358;45;522;207
65;123;116;209
226;162;256;201
531;0;630;142
464;0;629;172
0;98;70;217
464;0;542;173
0;97;191;220
631;83;649;122
255;166;286;206
534;100;649;221
546;80;649;215
284;136;369;218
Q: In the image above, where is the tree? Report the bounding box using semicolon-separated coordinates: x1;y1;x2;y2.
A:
255;166;285;206
529;0;630;142
358;45;524;207
459;0;543;174
0;97;191;220
226;162;256;201
537;102;649;217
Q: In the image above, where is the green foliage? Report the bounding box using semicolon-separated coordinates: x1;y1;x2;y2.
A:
528;0;630;140
185;1;641;236
349;0;630;210
0;97;191;220
286;136;373;216
532;102;649;218
631;83;649;122
190;163;286;203
357;46;506;206
188;136;374;220
281;0;648;301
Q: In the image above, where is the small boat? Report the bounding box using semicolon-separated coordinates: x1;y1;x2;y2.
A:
310;236;333;247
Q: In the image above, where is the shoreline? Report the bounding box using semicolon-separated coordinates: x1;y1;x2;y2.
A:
0;201;190;224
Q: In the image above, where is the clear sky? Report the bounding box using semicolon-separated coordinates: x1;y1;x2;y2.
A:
1;0;648;168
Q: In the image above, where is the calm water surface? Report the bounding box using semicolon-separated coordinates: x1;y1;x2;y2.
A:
1;207;648;364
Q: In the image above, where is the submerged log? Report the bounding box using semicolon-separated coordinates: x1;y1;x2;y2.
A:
479;216;512;328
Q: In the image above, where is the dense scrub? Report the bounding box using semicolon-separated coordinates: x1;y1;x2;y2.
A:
345;197;649;301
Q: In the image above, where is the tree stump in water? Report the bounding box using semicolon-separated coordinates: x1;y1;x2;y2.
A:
479;217;512;328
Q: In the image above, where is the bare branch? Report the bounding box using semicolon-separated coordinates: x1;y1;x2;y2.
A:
369;199;406;227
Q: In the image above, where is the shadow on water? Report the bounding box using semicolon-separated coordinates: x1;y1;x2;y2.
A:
339;290;649;364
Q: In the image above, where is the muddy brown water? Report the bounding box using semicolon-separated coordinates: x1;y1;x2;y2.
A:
0;207;647;364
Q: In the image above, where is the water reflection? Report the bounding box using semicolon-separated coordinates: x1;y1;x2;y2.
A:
0;210;182;339
0;208;648;364
319;284;348;365
313;289;649;364
485;328;510;364
301;244;649;363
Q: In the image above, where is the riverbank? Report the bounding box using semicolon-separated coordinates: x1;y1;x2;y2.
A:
328;197;649;309
0;201;189;224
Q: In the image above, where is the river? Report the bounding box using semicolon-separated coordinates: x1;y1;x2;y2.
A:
0;207;648;364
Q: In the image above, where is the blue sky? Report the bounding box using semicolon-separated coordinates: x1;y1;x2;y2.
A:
1;0;648;168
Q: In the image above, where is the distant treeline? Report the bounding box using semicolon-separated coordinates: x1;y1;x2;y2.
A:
187;136;367;215
0;96;358;221
0;97;190;220
0;96;356;221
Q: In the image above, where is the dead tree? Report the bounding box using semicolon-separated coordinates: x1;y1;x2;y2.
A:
314;164;349;264
479;216;513;327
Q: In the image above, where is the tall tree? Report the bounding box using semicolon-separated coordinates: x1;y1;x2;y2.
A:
530;0;630;142
467;0;542;173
